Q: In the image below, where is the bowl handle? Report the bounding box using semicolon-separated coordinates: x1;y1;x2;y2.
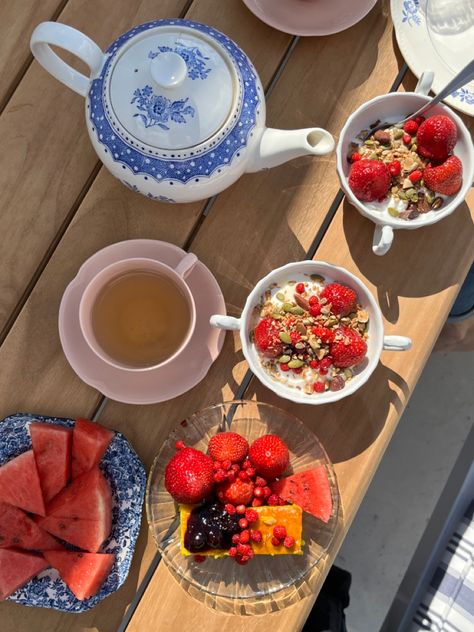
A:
372;224;394;256
383;336;412;351
210;315;241;330
30;22;104;97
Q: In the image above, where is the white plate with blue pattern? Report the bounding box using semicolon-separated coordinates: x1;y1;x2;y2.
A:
391;0;474;116
1;413;146;612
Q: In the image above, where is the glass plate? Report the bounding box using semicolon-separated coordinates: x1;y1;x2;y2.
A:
146;401;340;612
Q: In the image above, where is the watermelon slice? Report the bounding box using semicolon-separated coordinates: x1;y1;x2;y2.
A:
72;419;113;479
36;516;110;553
270;465;333;523
0;502;61;551
44;550;115;600
0;450;45;516
0;549;48;600
45;467;112;525
30;422;73;502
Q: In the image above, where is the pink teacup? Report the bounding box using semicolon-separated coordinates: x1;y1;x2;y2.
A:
79;254;197;372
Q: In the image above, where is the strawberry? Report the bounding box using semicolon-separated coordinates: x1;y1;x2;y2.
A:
209;432;248;464
253;317;283;358
217;478;254;506
165;447;214;504
348;159;391;202
320;283;357;316
423;155;463;196
330;326;367;369
248;435;289;480
416;114;457;162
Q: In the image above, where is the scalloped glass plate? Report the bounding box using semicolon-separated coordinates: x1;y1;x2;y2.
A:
1;413;146;612
146;401;339;612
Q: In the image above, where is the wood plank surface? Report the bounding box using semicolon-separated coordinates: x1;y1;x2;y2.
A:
0;0;191;335
0;0;66;110
0;1;293;630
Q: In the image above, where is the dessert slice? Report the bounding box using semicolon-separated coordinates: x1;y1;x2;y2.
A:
180;504;302;556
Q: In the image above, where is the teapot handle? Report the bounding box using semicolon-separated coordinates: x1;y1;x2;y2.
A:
30;22;104;97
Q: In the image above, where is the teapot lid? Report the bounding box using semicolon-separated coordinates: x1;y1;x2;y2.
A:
101;21;241;151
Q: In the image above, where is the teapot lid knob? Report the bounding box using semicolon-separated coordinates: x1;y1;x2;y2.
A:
150;51;187;88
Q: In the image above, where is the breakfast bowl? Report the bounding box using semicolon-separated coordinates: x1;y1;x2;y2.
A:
146;401;339;612
336;72;474;255
210;261;411;405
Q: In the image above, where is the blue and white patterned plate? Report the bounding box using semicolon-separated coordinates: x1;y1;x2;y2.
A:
1;413;146;612
391;0;474;116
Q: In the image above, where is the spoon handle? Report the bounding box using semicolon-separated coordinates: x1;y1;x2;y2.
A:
415;58;474;117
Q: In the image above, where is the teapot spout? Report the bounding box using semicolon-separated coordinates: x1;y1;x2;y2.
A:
246;127;335;173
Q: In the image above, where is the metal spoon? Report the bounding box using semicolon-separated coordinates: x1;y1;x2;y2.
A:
368;58;474;136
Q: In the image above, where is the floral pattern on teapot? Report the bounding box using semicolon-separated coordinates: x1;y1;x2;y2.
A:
148;44;212;81
131;87;195;130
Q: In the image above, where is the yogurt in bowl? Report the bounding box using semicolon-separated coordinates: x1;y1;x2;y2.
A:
210;261;412;405
336;72;474;255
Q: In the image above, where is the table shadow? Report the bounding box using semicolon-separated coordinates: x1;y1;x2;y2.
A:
341;198;474;323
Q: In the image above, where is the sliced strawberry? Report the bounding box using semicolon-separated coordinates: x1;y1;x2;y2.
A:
423;155;462;196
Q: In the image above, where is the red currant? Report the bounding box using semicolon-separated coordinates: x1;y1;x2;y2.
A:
309;304;321;317
213;460;222;471
213;470;226;483
296;282;305;294
283;535;295;548
245;509;258;523
250;529;262;543
232;533;241;544
246;467;256;478
226;470;236;482
252;498;262;507
231;463;240;472
268;494;280;506
255;476;267;487
280;363;290;372
228;546;237;557
262;486;271;498
239;529;250;543
313;381;325;393
238;518;249;530
236;504;246;515
271;536;281;547
175;440;186;450
351;152;361;162
309;295;319;306
310;359;319;369
253;486;264;498
242;459;252;469
292;367;303;374
414;115;425;126
238;470;249;481
221;459;232;471
403;133;412;145
273;525;287;540
224;503;236;515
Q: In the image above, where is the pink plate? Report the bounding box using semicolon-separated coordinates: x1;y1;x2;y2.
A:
58;240;225;405
242;0;378;36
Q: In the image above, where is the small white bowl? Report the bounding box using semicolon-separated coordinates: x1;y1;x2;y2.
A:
336;72;474;255
210;261;411;405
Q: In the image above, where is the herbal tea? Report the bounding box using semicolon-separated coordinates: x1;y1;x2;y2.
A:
91;270;191;367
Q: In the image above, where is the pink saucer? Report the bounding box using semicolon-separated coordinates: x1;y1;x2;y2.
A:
242;0;377;36
58;240;225;405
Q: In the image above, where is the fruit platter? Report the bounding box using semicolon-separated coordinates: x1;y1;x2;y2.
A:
0;413;145;611
146;401;339;611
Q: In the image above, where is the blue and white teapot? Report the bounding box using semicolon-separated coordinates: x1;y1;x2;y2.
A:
31;19;334;203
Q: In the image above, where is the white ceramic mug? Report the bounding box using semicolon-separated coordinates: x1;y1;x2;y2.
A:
79;254;197;371
336;72;474;255
210;261;412;405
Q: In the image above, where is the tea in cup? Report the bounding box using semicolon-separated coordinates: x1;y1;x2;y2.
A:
79;255;197;371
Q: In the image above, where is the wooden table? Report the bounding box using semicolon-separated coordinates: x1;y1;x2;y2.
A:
1;1;473;630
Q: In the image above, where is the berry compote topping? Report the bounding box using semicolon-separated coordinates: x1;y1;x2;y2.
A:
184;502;240;553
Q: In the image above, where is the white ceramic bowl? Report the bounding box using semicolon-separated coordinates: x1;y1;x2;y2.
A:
336;74;474;255
210;261;411;405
